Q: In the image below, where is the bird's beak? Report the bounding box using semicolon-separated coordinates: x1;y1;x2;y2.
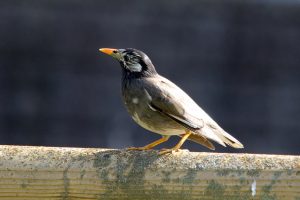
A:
99;48;122;60
99;48;117;55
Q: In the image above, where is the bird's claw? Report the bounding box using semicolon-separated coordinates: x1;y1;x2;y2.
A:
159;148;179;155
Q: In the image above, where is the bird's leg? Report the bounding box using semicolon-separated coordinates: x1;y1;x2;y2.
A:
127;136;170;151
159;130;192;155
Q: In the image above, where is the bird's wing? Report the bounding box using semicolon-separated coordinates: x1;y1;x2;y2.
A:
148;101;202;132
144;75;243;148
144;76;223;145
142;76;204;133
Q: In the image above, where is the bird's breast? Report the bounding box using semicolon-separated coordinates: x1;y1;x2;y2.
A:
122;91;183;136
121;78;185;135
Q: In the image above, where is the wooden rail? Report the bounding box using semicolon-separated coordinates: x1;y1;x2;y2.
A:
0;145;299;199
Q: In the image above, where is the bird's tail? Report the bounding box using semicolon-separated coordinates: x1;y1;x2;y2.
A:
186;133;215;150
197;125;244;149
216;130;244;148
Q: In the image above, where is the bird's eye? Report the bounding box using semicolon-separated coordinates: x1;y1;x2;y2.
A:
113;50;117;53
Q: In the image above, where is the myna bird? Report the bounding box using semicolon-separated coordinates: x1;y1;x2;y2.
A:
99;48;243;154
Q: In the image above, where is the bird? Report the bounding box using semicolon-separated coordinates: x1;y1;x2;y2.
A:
99;48;244;154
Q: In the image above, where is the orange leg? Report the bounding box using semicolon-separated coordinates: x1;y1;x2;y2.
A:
127;136;170;151
159;130;192;155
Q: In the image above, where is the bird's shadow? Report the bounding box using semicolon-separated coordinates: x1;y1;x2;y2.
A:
91;148;161;182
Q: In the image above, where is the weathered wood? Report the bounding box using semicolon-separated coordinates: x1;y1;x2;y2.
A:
0;145;299;199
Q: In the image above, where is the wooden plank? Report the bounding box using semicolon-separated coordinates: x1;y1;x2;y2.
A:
0;145;299;199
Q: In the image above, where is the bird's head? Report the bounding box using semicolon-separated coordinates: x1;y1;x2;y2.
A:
99;48;157;77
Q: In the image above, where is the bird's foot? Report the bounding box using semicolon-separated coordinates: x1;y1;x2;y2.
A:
159;148;180;155
126;146;151;151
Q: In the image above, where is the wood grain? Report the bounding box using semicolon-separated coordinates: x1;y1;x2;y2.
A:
0;145;299;199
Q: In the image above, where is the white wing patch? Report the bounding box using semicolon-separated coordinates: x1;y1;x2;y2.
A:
132;97;139;104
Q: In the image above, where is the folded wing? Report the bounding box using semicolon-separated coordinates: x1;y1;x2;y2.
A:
144;75;244;149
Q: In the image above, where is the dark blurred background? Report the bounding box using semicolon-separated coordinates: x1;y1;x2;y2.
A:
0;0;299;155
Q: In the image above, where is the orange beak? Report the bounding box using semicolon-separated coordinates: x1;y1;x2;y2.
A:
99;48;118;55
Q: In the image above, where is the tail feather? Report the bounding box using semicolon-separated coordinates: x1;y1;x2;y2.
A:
186;134;215;150
200;126;226;147
218;131;244;148
203;122;244;149
193;122;244;149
